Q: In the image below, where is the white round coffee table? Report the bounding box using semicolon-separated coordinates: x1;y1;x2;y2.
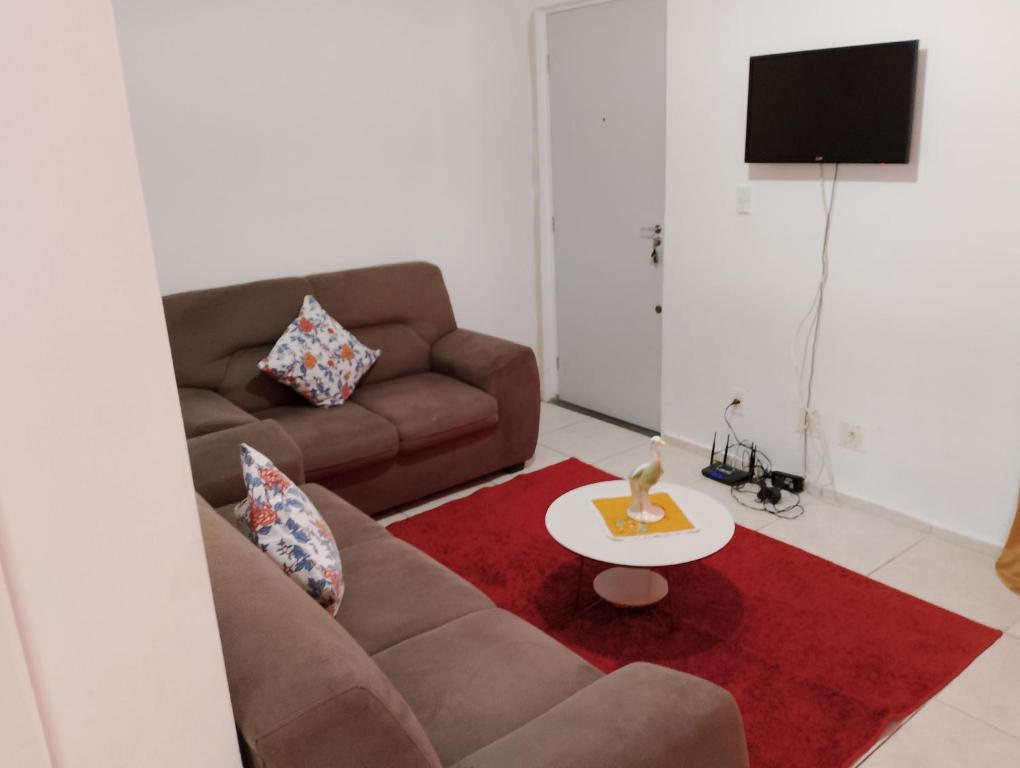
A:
545;480;735;612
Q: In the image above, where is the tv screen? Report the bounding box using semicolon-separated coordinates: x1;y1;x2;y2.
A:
745;40;918;164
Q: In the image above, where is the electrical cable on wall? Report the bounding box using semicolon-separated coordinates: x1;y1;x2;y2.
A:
790;162;840;495
723;401;772;474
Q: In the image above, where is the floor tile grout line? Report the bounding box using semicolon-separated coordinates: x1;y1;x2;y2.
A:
865;532;932;578
935;698;1020;744
537;423;582;439
536;411;595;439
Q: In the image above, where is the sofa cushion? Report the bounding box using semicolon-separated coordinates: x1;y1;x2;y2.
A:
256;402;399;476
220;345;303;412
259;295;380;407
307;262;457;347
189;419;305;507
450;663;750;768
301;484;391;548
236;444;345;615
178;387;258;438
352;323;431;386
164;276;311;390
336;536;493;655
196;496;441;768
372;608;602;766
217;483;389;548
352;373;498;453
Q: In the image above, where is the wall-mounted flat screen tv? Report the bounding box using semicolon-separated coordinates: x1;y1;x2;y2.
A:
745;40;919;164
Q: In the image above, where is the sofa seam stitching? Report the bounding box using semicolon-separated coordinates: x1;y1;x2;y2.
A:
368;606;501;659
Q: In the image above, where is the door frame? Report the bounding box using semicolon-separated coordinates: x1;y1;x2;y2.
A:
532;0;650;402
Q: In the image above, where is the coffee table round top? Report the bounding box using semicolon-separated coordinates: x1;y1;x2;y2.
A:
545;480;735;568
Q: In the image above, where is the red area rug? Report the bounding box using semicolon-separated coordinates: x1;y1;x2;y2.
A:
390;459;1001;768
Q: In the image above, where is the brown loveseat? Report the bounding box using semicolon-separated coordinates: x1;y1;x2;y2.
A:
163;262;539;514
196;478;750;768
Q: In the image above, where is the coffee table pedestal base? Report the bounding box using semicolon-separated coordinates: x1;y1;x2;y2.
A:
592;566;668;607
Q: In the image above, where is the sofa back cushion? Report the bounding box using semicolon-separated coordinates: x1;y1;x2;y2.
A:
308;262;456;386
196;495;441;768
163;263;457;411
164;277;311;411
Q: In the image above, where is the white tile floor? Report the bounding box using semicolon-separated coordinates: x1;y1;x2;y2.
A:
379;402;1020;765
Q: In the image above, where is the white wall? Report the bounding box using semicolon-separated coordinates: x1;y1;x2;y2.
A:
111;0;1019;543
113;0;542;350
0;564;51;768
663;0;1020;544
0;2;241;766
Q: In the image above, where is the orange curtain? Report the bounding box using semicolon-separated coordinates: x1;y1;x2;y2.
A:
996;494;1020;594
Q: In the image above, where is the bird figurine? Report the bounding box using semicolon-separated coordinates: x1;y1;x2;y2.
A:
628;435;667;523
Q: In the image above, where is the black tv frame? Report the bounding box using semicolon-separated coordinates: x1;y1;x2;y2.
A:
744;40;919;164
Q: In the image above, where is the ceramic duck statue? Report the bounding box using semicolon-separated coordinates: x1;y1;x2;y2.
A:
628;435;666;523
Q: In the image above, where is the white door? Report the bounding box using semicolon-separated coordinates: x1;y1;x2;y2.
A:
548;0;666;431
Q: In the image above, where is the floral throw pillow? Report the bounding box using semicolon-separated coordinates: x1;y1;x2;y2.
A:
258;295;380;407
234;443;345;615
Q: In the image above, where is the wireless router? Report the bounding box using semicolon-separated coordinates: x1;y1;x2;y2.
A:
701;433;751;486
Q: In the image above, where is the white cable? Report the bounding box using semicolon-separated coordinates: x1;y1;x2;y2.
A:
789;163;839;493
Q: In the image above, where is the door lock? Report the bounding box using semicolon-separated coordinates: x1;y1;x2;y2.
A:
649;236;662;265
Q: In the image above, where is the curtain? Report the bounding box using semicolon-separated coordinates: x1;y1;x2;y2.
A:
996;494;1020;594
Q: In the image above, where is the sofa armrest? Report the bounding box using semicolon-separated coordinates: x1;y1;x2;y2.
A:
431;328;534;393
452;663;748;768
188;420;305;506
178;387;258;439
431;329;540;463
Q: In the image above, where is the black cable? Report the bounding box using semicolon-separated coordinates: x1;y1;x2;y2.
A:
730;483;804;519
720;401;803;519
723;402;741;443
722;402;772;474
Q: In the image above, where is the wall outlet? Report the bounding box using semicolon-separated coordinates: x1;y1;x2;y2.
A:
838;422;864;452
729;388;746;413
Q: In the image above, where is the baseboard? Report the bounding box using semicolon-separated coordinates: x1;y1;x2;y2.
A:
661;431;1003;557
664;432;713;458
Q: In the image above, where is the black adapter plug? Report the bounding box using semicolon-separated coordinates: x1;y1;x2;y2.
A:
771;470;804;493
756;482;782;505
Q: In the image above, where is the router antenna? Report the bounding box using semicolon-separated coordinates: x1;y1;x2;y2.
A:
722;435;730;466
710;432;717;463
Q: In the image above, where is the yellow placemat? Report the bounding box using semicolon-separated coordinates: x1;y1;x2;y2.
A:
591;493;696;539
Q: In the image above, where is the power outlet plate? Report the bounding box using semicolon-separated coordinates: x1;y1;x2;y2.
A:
729;388;746;414
838;422;864;452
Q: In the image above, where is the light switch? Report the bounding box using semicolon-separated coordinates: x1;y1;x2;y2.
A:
736;183;752;215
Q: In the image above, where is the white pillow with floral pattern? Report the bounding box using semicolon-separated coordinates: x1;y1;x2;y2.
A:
234;443;345;615
258;295;380;407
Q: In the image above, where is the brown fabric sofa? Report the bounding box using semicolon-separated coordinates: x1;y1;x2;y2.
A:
163;262;539;514
196;485;750;768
